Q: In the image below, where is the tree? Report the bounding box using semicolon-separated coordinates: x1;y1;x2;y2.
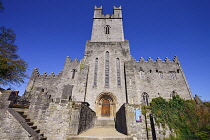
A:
0;1;4;13
0;27;28;86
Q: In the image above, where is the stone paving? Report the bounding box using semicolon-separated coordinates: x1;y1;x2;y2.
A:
78;128;128;137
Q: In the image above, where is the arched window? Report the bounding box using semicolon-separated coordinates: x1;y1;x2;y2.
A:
116;58;121;86
142;92;149;106
105;25;111;34
105;51;109;87
93;58;98;86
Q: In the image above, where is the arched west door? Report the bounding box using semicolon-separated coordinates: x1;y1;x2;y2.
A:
101;99;110;117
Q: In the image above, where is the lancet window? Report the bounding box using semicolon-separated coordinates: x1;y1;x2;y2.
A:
71;69;77;79
116;58;121;86
105;51;109;87
105;25;111;34
94;58;98;86
142;92;149;106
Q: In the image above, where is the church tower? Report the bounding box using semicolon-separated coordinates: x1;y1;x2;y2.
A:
91;6;124;42
83;6;132;117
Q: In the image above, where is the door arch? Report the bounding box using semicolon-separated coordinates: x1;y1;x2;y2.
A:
95;92;117;117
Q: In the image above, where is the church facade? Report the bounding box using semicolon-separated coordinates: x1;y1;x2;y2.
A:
25;5;192;116
0;6;193;140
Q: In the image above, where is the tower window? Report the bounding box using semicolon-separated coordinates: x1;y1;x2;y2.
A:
105;25;111;34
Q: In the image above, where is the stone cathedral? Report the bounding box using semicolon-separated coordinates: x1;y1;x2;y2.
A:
0;6;193;140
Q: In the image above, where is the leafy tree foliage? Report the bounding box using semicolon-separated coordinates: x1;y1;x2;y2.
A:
150;96;210;140
0;1;4;13
0;27;28;86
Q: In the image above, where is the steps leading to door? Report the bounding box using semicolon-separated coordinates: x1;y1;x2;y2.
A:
95;117;115;128
68;117;133;140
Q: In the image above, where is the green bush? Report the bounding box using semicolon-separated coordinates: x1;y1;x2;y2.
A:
151;96;210;140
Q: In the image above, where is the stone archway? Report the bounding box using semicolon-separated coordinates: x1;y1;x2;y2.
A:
95;92;117;117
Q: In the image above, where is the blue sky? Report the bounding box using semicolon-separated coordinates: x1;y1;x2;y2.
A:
1;0;210;101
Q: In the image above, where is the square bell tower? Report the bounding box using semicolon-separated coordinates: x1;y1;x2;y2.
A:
90;6;124;42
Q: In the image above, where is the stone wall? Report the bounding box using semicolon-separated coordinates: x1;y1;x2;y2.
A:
23;57;88;103
120;103;173;140
124;104;150;140
0;109;34;140
154;123;174;140
26;91;96;139
125;56;193;105
78;102;96;134
116;103;127;135
0;90;40;140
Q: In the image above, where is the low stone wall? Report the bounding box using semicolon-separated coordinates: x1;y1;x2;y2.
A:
0;90;36;140
69;102;96;135
78;102;96;134
116;103;127;135
125;104;150;140
123;104;173;140
0;109;35;140
41;101;72;140
116;104;155;140
27;98;96;139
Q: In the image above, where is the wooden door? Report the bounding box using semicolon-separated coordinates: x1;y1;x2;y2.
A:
101;99;110;117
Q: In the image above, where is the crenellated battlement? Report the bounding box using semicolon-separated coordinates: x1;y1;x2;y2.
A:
64;56;79;64
138;56;179;63
93;6;122;19
30;68;63;79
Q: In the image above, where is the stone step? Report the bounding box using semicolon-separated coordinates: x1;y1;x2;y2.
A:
27;122;34;126
95;117;115;128
13;108;29;115
30;125;37;129
9;108;47;140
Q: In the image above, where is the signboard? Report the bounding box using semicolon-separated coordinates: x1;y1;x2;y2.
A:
135;110;142;122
